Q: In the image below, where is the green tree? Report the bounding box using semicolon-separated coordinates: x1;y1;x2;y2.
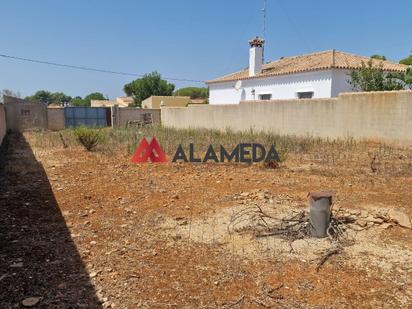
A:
390;67;412;89
70;96;88;107
26;90;73;105
400;54;412;65
371;54;386;60
69;93;105;107
50;92;72;105
84;92;105;105
124;71;175;107
173;87;209;99
26;90;53;104
349;60;404;92
404;67;412;88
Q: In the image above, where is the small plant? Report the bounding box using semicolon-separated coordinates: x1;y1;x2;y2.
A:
59;132;68;148
74;126;102;151
276;146;288;163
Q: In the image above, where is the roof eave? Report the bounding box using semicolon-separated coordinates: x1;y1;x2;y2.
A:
206;66;408;85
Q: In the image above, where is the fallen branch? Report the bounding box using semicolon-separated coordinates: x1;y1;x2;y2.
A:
251;297;272;308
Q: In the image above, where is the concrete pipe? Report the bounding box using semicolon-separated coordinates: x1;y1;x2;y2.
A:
308;191;333;238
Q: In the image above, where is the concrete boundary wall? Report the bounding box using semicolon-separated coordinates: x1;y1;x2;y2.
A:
4;96;48;131
47;108;65;131
0;105;6;146
161;91;412;144
112;106;161;127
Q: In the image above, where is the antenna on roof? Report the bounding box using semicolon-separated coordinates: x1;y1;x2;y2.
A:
262;0;267;39
262;0;267;63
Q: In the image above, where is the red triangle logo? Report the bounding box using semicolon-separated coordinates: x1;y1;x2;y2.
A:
131;137;167;163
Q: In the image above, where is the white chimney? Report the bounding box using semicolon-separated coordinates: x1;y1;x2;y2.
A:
249;37;265;77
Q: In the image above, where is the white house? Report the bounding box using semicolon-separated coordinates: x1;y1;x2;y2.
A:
206;37;407;104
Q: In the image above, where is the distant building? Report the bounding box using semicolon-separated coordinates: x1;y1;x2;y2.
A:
206;37;408;104
189;99;208;105
91;96;134;108
141;96;191;109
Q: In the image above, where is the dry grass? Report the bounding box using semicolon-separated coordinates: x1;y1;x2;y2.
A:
31;125;412;175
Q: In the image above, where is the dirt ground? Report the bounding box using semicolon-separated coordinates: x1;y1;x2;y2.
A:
1;132;412;308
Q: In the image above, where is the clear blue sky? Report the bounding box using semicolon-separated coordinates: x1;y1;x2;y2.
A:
1;0;411;99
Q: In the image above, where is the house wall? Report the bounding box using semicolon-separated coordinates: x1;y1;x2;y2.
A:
208;70;334;104
91;100;120;107
141;96;191;109
0;105;6;146
331;69;352;97
116;96;134;106
47;108;65;131
162;90;412;144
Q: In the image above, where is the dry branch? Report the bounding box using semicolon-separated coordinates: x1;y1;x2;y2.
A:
316;246;341;272
59;132;68;148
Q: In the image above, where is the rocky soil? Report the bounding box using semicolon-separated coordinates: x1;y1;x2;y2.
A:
1;132;411;308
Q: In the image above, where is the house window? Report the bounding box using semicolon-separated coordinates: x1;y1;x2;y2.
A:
297;91;314;99
259;94;272;100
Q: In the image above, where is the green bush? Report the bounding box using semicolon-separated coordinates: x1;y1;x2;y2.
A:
74;126;102;151
173;87;209;99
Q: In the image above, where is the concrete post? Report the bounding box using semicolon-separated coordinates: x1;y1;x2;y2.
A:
111;104;119;128
308;191;333;238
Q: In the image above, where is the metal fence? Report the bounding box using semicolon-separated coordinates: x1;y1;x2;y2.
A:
64;107;110;128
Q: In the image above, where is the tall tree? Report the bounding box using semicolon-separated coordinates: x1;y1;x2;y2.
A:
26;90;73;105
69;93;105;107
26;90;53;104
70;96;88;107
84;92;105;104
124;71;175;107
50;92;72;105
349;60;404;92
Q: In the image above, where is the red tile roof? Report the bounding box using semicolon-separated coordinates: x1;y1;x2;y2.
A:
206;50;408;84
